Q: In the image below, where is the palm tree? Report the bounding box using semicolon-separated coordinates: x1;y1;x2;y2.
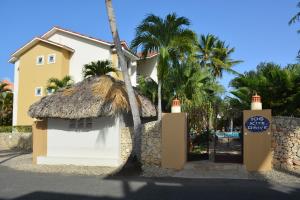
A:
197;34;218;68
289;2;300;30
197;34;242;78
47;75;74;93
137;76;158;104
83;60;117;78
230;63;300;117
289;2;300;59
105;0;142;158
210;40;242;78
131;13;196;120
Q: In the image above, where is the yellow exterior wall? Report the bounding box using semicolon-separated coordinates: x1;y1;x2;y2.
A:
111;53;123;80
16;42;70;126
32;120;48;164
161;113;187;170
243;110;272;171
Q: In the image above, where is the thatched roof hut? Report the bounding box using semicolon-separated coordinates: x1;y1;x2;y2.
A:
28;75;156;119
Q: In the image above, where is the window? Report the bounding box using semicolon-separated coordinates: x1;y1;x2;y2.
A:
47;54;56;64
35;87;43;96
69;118;93;130
36;56;44;65
47;88;55;95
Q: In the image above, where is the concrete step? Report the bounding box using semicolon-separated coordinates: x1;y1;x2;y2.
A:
173;161;250;179
37;156;120;167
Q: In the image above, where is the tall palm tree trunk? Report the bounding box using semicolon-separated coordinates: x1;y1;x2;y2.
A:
105;0;142;159
157;80;162;121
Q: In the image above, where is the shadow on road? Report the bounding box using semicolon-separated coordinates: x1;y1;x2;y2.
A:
0;177;299;200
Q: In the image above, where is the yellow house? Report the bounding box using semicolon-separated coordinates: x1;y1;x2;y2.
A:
9;27;159;126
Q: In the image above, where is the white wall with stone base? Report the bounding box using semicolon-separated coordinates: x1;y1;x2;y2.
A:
37;117;121;166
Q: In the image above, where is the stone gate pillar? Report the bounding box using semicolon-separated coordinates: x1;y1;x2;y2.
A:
243;109;272;171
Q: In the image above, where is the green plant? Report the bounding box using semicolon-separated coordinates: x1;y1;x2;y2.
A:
13;126;32;133
197;34;242;78
0;126;12;133
0;81;13;126
47;75;74;93
82;60;117;78
230;63;300;117
131;13;197;120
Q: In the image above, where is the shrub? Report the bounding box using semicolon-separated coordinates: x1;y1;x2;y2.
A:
0;126;13;133
13;126;32;133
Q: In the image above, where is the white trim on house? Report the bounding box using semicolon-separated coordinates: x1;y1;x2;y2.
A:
42;27;113;46
12;60;20;126
9;37;74;64
42;27;139;60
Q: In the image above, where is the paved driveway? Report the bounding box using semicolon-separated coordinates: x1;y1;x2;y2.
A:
0;166;299;200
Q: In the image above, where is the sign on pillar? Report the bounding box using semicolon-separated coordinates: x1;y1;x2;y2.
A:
243;109;272;171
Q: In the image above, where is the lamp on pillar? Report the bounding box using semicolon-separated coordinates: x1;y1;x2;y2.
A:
251;93;262;110
171;97;181;113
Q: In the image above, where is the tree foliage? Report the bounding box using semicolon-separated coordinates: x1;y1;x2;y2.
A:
0;82;13;126
131;13;197;120
47;75;74;93
83;60;116;79
230;63;300;117
197;34;242;78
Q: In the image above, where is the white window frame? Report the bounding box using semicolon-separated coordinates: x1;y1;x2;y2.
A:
35;87;43;96
47;54;56;64
47;88;55;95
36;56;44;65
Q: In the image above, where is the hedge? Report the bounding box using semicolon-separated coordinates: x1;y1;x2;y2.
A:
0;126;32;133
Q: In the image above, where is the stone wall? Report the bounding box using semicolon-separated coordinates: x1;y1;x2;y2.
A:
0;132;32;151
272;116;300;171
120;121;161;167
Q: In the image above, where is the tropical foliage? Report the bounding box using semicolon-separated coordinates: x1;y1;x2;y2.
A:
137;76;158;105
197;34;242;78
289;2;300;60
131;13;197;120
289;2;300;31
47;75;74;93
82;60;116;78
132;13;242;132
105;0;142;160
230;62;300;117
0;81;13;126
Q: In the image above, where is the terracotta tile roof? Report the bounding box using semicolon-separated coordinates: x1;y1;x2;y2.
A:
1;80;13;91
137;52;159;59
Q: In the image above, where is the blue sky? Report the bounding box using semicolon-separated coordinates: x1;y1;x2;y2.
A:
0;0;299;92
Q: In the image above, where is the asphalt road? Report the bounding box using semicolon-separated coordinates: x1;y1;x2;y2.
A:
0;166;299;200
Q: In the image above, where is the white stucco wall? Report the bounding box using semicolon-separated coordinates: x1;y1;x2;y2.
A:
48;32;112;83
12;60;20;126
40;117;121;166
137;56;158;83
129;61;137;86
